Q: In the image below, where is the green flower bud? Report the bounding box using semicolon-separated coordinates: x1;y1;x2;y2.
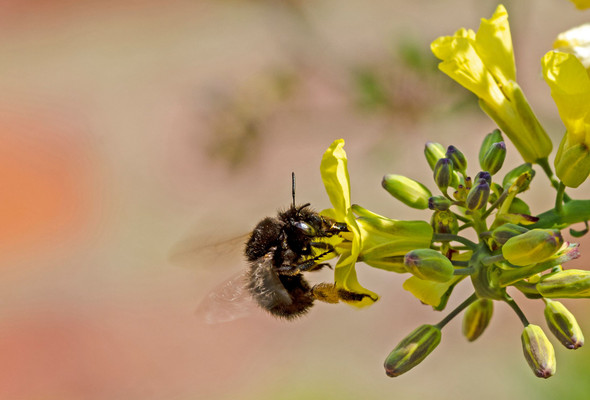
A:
446;145;467;174
428;195;451;211
502;229;563;266
503;163;535;193
544;299;584;349
433;158;453;192
404;249;454;282
491;223;529;246
425;141;446;170
430;210;458;235
537;269;590;298
465;179;490;211
462;298;493;342
384;324;441;377
382;174;432;210
521;324;556;379
480;142;507;175
554;141;590;188
479;129;503;166
474;171;492;186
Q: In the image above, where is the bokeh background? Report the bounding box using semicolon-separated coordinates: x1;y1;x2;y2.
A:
2;0;590;399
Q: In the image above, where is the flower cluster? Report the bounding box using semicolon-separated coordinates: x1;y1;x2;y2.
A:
316;4;590;379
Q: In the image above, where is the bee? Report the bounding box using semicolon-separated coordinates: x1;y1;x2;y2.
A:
192;174;368;323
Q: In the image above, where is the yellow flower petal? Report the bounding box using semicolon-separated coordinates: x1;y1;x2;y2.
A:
569;0;590;9
475;4;516;85
320;139;351;222
542;51;590;139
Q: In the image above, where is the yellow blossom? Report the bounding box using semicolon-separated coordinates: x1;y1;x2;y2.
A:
542;51;590;187
320;139;378;307
431;4;552;164
569;0;590;9
554;24;590;70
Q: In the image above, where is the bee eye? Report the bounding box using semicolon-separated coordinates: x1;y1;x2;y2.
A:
293;221;316;236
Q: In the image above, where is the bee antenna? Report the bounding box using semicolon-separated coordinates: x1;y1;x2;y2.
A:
291;172;296;208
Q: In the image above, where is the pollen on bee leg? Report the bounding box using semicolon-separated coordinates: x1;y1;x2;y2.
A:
311;283;341;303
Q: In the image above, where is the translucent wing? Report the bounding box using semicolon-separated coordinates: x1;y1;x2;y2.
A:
169;233;250;269
196;271;257;324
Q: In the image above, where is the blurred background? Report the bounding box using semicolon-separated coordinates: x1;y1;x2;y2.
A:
1;0;590;399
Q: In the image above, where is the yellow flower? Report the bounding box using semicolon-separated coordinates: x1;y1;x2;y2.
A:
542;51;590;187
320;139;378;307
569;0;590;9
431;4;552;164
554;24;590;70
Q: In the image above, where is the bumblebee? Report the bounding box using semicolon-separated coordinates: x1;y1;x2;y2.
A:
244;202;348;319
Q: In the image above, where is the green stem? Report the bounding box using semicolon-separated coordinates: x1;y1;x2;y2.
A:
453;267;474;275
530;199;590;229
432;233;478;249
481;254;505;266
555;181;565;214
481;190;508;220
504;296;530;327
537;157;571;202
435;293;478;329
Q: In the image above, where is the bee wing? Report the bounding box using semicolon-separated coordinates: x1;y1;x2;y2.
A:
196;271;256;324
169;233;250;269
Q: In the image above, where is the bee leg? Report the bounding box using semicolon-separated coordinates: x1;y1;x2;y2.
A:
311;282;340;303
312;282;377;304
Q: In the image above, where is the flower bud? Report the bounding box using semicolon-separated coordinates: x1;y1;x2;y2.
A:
428;195;451;211
465;179;490;211
479;129;503;166
491;223;529;246
382;174;432;210
404;249;454;282
544;299;584;349
480;142;506;175
433;158;453;192
446;145;467;174
502;229;563;266
503;163;535;193
537;269;590;298
521;324;556;379
554;141;590;188
474;171;492;186
384;324;441;377
462;298;493;342
425;141;445;170
430;210;459;235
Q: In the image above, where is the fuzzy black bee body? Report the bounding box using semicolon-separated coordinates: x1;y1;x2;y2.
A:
244;203;347;319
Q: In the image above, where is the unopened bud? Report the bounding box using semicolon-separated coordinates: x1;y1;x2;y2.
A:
382;174;432;210
446;145;467;174
479;129;503;166
474;171;492;186
404;249;454;282
430;210;459;235
481;142;506;175
425;141;446;170
462;298;493;342
503;163;535;193
384;324;441;377
521;324;556;379
434;158;453;192
465;179;490;211
491;223;529;246
544;299;584;349
428;195;451;211
554;141;590;188
502;229;563;266
537;269;590;298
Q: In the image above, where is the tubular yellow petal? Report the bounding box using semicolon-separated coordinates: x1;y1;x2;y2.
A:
475;4;516;85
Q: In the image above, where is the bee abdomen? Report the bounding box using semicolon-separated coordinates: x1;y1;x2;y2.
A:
247;254;314;319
